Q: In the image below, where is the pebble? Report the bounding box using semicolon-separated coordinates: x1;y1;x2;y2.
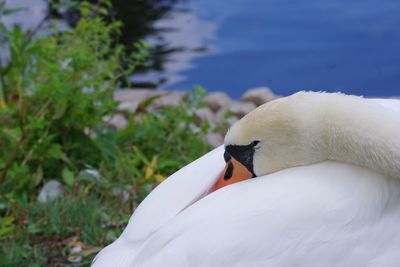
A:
194;108;216;127
78;169;102;183
229;101;257;118
241;87;276;106
38;180;64;203
111;87;277;138
202;92;232;112
113;89;157;102
111;186;131;203
152;91;187;109
206;132;224;147
103;114;128;129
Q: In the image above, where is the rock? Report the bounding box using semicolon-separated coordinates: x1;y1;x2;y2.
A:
214;108;237;133
229;101;256;118
241;87;276;106
206;132;224;147
113;89;157;102
115;89;163;113
194;108;216;127
226;116;239;127
83;128;96;139
111;186;132;203
78;169;102;183
190;124;201;134
103;114;128;129
38;180;64;203
203;92;232;112
153;91;187;109
117;100;141;113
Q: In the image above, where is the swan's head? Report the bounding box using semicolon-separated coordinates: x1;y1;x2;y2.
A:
212;92;329;191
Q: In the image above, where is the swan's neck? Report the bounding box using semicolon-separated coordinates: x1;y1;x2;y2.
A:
318;94;400;178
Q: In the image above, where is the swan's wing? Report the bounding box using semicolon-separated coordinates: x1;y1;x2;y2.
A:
93;146;225;267
370;98;400;114
124;145;224;241
134;162;400;267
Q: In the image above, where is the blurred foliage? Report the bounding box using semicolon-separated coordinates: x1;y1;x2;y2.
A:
47;0;186;88
0;0;211;265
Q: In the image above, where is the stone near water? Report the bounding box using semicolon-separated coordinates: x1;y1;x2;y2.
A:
206;132;224;147
241;87;276;106
203;92;232;112
194;108;216;127
113;89;157;102
229;101;257;118
153;91;187;109
103;114;128;129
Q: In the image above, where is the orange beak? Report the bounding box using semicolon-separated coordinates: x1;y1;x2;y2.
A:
210;157;254;192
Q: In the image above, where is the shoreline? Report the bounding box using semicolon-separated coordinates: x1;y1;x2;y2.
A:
109;87;278;147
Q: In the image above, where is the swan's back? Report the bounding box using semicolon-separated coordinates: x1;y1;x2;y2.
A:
134;162;400;267
93;97;400;267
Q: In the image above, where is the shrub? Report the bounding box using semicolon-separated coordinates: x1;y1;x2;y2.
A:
0;1;211;265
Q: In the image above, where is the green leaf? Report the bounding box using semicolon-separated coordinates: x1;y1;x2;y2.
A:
1;128;21;144
47;144;71;164
32;166;43;186
158;160;182;169
62;167;74;186
0;216;15;239
26;223;42;234
52;99;68;119
133;146;149;165
0;216;14;226
137;95;162;112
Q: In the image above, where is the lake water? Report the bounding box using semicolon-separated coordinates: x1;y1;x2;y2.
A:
151;0;400;97
3;0;400;98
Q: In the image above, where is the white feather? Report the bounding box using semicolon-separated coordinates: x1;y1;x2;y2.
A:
93;95;400;267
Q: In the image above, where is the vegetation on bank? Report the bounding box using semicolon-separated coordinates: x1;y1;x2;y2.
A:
0;1;211;266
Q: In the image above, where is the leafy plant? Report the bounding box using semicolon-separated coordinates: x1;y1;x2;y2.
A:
0;1;211;265
0;0;147;195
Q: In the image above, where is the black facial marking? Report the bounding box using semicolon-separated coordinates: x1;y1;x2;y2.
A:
224;161;234;180
224;151;231;162
225;140;259;177
251;140;260;147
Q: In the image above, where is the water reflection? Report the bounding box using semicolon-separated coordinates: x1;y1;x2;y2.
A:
3;0;400;97
110;0;216;88
132;8;216;87
166;0;400;97
2;0;47;30
1;0;213;89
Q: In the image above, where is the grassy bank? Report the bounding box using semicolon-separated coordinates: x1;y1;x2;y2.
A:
0;1;211;266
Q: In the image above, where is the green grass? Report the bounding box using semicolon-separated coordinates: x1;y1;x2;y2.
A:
0;1;212;265
0;102;212;266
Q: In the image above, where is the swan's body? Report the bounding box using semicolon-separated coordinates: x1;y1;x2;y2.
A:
93;93;400;267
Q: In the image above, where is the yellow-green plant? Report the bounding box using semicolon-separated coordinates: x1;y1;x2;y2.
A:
0;1;211;265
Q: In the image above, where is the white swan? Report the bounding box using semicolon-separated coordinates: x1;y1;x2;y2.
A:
93;92;400;267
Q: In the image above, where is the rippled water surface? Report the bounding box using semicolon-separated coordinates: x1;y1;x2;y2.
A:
157;0;400;97
3;0;400;97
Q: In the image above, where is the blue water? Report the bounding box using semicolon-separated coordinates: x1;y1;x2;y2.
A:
162;0;400;97
4;0;400;98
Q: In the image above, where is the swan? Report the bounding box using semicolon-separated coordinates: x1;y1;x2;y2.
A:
93;92;400;267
